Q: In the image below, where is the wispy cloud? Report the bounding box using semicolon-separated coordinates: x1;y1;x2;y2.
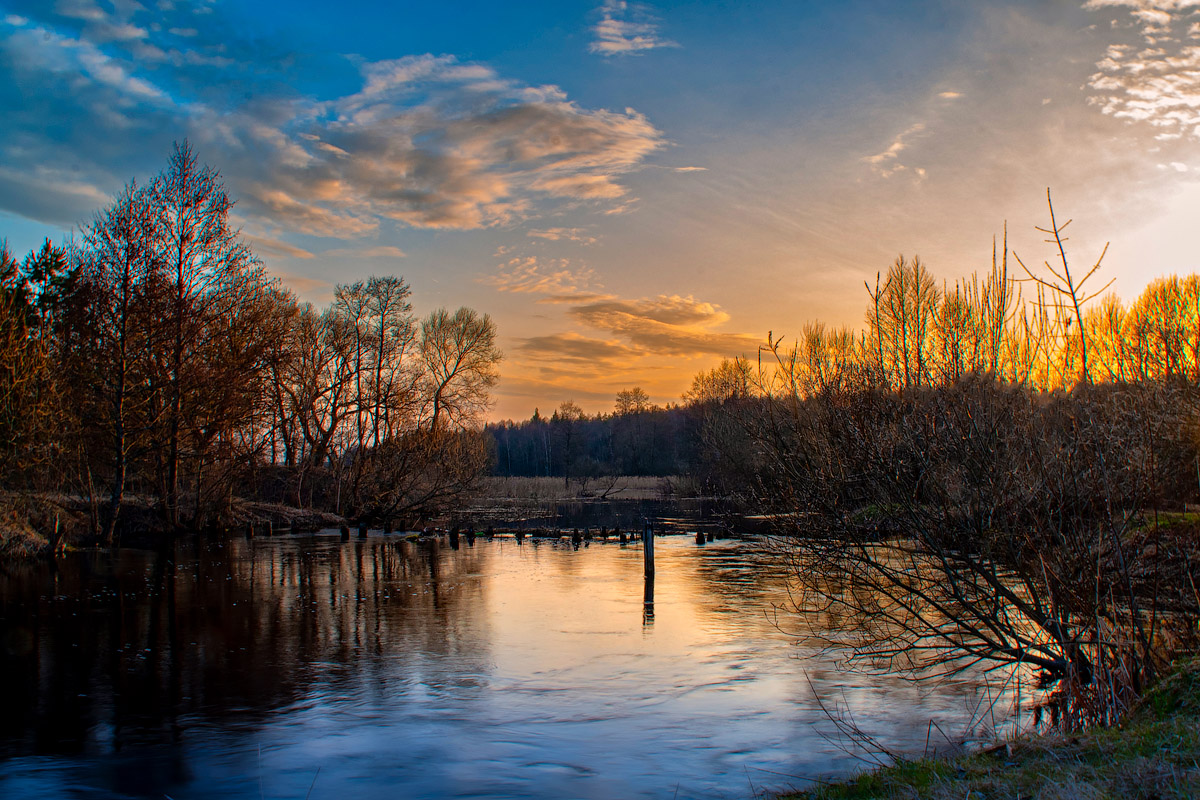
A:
321;245;408;259
589;0;679;56
527;227;599;245
243;233;314;261
481;256;601;296
1085;0;1200;138
863;122;928;178
567;294;761;357
515;331;640;365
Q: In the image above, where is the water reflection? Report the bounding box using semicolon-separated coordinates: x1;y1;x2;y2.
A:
1;535;1015;799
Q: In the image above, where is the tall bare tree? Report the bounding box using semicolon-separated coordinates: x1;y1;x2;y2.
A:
420;307;501;432
146;141;264;527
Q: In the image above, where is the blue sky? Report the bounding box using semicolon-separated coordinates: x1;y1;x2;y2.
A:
2;0;1199;418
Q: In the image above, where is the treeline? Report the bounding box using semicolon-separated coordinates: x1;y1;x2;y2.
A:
0;143;500;543
486;394;695;480
685;196;1200;727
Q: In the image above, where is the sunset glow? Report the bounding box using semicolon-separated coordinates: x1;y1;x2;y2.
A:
3;0;1198;418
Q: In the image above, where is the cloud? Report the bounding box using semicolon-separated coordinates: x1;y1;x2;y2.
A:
515;331;641;365
0;11;666;239
319;245;407;259
0;165;109;226
567;294;761;356
481;256;600;295
938;91;963;99
267;269;333;300
242;55;666;232
589;0;679;56
863;122;927;178
1085;0;1200;138
527;227;599;245
243;233;314;260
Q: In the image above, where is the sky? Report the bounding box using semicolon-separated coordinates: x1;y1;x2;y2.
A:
1;0;1199;420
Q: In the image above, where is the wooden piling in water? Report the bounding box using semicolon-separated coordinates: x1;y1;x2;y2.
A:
696;530;706;545
339;524;350;541
383;520;394;534
619;531;628;544
643;520;655;578
358;521;368;539
245;522;255;539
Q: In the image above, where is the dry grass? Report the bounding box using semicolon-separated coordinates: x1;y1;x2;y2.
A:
781;658;1200;800
475;475;691;502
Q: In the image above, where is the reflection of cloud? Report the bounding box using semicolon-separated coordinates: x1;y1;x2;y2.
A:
1085;0;1200;139
589;0;679;56
482;256;600;295
863;122;927;178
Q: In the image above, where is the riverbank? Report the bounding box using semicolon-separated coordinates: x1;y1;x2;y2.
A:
0;491;346;557
781;656;1200;800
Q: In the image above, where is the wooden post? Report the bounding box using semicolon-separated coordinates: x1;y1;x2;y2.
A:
696;530;706;545
643;520;654;578
358;521;368;539
339;524;350;541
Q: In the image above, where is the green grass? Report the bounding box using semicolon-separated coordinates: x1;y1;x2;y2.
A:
779;658;1200;800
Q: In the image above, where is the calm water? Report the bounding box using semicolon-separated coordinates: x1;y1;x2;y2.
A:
0;533;1011;799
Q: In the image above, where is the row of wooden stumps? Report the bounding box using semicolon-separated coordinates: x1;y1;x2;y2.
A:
244;520;303;539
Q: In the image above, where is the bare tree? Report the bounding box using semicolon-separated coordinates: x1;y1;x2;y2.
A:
420;307;501;432
1014;189;1113;385
146;140;264;527
76;181;157;543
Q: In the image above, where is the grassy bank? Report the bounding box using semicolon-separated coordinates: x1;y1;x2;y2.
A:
781;658;1200;800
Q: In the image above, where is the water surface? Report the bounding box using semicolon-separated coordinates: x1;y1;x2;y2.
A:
0;534;1011;799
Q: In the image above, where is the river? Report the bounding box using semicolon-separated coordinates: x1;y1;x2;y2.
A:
0;531;1016;799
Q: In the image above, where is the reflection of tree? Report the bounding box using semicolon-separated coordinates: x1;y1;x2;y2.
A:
0;538;491;760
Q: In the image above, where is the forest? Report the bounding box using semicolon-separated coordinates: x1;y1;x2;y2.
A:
0;143;502;547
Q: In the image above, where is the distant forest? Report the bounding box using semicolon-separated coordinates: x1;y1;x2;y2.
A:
485;397;696;480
